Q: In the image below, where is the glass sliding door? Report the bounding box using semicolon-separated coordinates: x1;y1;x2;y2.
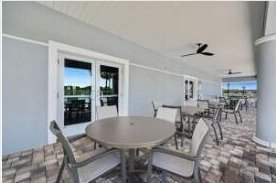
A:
97;64;120;110
59;55;96;128
58;54;123;135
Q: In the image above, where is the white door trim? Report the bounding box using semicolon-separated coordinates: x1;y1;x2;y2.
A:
48;41;129;144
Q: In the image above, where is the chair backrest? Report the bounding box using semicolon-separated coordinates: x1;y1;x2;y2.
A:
156;107;177;124
185;100;197;107
49;121;77;164
97;105;118;120
190;119;210;157
219;97;226;103
234;99;242;111
197;100;209;109
162;105;182;122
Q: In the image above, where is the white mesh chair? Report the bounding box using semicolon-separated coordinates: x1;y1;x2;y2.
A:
162;105;188;147
49;121;121;183
156;107;179;149
185;100;198;107
97;105;118;120
223;99;243;124
151;100;162;117
197;100;210;117
147;119;210;183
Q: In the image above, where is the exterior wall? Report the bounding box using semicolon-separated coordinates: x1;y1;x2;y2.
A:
2;37;48;154
265;1;276;36
2;2;221;154
200;81;221;99
129;66;184;117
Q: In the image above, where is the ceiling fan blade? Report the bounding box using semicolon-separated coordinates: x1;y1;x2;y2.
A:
197;44;208;53
181;53;197;57
200;52;214;56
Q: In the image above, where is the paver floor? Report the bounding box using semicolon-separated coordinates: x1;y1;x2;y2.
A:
2;107;276;183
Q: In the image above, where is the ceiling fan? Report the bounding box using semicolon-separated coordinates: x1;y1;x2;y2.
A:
227;69;242;75
181;43;215;57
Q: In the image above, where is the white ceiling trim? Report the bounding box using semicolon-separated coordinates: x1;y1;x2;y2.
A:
255;33;276;45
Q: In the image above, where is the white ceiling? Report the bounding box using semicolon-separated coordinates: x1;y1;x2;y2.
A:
39;1;265;78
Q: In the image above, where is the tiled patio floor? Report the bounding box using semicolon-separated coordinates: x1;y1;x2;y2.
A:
2;108;276;183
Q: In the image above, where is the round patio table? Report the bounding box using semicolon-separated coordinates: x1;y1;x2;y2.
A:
85;116;176;183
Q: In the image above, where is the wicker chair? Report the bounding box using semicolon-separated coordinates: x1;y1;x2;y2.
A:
49;121;121;183
147;118;210;183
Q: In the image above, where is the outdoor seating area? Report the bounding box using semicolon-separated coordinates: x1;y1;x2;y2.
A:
3;107;276;183
2;1;276;183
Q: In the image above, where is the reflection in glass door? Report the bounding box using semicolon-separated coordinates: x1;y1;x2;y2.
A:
99;65;119;109
59;54;122;129
63;58;94;126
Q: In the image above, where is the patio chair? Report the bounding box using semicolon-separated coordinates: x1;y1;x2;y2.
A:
197;100;210;117
240;98;249;112
223;99;243;124
162;105;188;147
147;118;210;183
211;108;223;146
49;121;121;183
97;105;118;120
156;107;179;150
94;105;118;149
151;100;161;117
219;97;231;109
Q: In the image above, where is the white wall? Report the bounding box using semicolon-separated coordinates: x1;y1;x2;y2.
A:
265;1;276;36
2;2;221;154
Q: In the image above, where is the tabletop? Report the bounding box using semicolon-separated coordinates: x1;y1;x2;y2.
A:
181;105;205;116
85;116;176;149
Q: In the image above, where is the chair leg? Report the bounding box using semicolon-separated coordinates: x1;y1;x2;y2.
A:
56;159;65;183
238;111;243;123
147;152;153;183
136;148;140;156
212;124;219;146
233;113;238;124
194;167;202;183
93;142;97;150
225;112;228;119
174;135;179;150
217;121;223;140
120;151;127;183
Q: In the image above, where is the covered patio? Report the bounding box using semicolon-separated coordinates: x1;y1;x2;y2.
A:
2;1;276;183
3;109;276;183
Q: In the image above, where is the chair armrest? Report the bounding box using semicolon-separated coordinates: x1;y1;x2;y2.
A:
68;133;87;142
70;148;118;168
152;146;201;161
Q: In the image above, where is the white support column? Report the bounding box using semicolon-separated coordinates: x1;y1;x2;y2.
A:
253;34;276;148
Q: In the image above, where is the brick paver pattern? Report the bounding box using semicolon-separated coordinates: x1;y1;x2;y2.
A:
2;108;276;183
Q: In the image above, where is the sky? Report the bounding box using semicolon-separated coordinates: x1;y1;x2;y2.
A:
222;81;257;90
65;67;257;91
64;68;91;87
64;67;112;88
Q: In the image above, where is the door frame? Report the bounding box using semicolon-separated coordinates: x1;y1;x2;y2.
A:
48;41;129;144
